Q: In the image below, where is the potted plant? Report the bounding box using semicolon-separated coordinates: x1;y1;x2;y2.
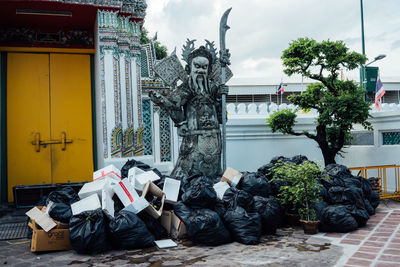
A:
272;160;324;234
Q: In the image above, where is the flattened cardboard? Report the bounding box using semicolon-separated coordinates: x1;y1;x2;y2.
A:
93;164;121;181
29;219;72;252
163;178;181;203
26;207;57;232
221;167;242;187
71;194;101;216
141;181;165;219
112;178;140;207
155;239;177;248
161;210;172;233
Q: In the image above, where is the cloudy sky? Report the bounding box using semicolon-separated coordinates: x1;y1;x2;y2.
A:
144;0;400;84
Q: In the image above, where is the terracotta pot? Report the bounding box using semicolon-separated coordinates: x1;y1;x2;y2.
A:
284;212;301;226
300;219;319;234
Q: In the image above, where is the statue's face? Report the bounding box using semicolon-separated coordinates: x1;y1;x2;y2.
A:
190;56;209;91
190;56;209;77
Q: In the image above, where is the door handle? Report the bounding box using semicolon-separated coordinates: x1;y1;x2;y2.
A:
31;132;73;152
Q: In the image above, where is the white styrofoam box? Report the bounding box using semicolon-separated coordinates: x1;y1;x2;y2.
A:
135;171;161;191
127;167;146;187
71;194;101;216
163;178;181;203
93;164;121;182
78;178;110;200
122;196;149;214
154;239;177;248
112;178;140;207
213;181;230;200
102;189;114;217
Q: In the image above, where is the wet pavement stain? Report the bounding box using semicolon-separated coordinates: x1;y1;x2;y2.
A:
289;242;331;252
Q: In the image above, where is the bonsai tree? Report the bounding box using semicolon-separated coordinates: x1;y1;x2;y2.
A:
267;38;372;165
272;160;324;221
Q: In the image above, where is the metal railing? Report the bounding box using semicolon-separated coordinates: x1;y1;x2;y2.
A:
349;165;400;199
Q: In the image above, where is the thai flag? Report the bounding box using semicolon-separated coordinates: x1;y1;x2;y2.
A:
277;82;285;95
375;71;385;110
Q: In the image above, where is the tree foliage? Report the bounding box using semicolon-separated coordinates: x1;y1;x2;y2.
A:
267;38;371;165
140;27;168;60
271;160;324;221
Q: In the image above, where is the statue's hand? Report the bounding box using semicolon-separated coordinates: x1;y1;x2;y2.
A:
218;84;229;95
149;90;164;105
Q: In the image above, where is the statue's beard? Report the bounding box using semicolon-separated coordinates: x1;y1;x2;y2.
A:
191;74;208;93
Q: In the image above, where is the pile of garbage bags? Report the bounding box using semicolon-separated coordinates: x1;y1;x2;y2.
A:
257;155;380;233
30;155;379;254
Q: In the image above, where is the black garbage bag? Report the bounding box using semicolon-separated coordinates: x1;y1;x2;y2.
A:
173;201;194;224
363;199;375;215
223;206;262;245
48;202;72;224
270;156;292;165
290;155;308;165
358;176;373;200
370;191;380;209
319;186;329;202
257;163;275;179
214;200;228;218
69;209;109;254
239;172;272;198
138;212;168;240
252;196;282;234
319;205;358;233
345;204;369;227
185;209;231;246
327;186;365;209
223;187;254;212
108;210;155;249
181;175;217;209
121;159;151;178
113;194;125;215
313;201;329;221
47;186;79;205
269;179;288;197
325;164;352;179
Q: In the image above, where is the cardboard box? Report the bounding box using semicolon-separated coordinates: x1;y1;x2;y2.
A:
78;178;110;200
71;194;101;216
213;181;230;200
221;167;242;187
160;210;187;239
163;178;181;203
142;181;165;219
26;206;57;232
28;219;72;252
93;164;121;182
112;178;140;207
134;170;161;191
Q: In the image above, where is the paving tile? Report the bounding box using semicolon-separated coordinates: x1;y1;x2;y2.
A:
382;248;400;255
375;262;400;267
352;230;373;235
324;233;346;238
358;247;381;253
347;234;367;240
363;241;386;247
379;255;400;262
352;252;377;260
346;258;372;266
389;238;400;243
341;239;361;245
387;243;400;249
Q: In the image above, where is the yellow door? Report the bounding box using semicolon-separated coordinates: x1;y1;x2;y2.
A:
7;52;93;201
49;54;93;184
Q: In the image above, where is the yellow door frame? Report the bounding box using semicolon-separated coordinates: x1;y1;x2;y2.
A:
0;47;97;203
